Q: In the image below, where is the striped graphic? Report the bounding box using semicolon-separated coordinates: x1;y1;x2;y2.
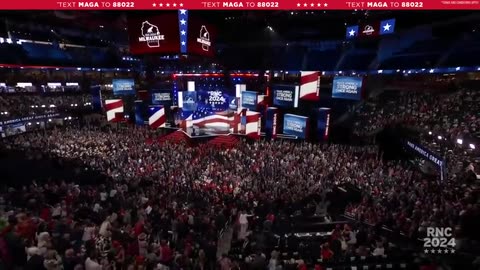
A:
148;105;166;129
238;111;261;139
300;71;321;101
105;99;124;122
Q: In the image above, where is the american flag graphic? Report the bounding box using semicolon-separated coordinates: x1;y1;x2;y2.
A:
191;105;238;128
178;9;188;54
148;105;166;129
300;71;321;101
104;99;124;122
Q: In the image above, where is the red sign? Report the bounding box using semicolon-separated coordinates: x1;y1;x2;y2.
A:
187;17;217;57
127;13;180;55
0;0;478;9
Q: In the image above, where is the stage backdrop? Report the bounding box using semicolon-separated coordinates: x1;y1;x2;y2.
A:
283;114;308;139
332;76;363;100
128;13;180;55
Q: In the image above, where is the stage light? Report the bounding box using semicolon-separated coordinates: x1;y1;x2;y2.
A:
437;136;442;140
457;139;463;145
469;144;475;150
428;131;432;135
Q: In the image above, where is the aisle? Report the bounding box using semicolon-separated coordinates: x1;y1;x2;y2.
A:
216;227;234;258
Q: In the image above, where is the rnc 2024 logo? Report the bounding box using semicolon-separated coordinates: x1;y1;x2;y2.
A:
423;227;456;254
139;21;165;48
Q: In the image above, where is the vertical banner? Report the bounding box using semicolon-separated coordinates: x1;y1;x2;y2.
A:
148;105;166;129
178;9;188;54
134;100;145;126
265;107;279;140
91;85;103;111
317;107;331;141
244;111;261;139
105;99;124;122
300;71;320;101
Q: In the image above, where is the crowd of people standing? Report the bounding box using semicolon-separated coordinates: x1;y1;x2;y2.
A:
0;125;478;269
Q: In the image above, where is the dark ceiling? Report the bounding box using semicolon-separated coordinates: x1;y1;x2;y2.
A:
0;10;477;44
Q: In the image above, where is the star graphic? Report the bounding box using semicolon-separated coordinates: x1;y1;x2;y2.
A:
349;29;355;36
180;9;187;14
166;3;170;6
159;3;163;6
297;3;301;6
180;19;186;25
430;249;436;254
317;3;321;6
324;2;328;6
303;3;307;6
179;3;183;6
450;249;455;254
181;30;186;35
310;3;314;6
383;23;391;31
152;3;156;6
181;41;186;46
173;3;177;6
424;249;429;254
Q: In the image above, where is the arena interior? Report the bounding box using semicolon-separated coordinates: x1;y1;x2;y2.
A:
0;10;479;270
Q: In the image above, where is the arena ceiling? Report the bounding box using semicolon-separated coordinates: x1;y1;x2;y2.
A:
0;10;477;45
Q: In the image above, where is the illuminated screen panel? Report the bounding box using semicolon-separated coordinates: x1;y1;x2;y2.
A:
187;16;217;57
128;13;180;55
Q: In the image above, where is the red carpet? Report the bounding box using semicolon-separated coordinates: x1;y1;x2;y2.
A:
157;131;189;145
207;135;240;148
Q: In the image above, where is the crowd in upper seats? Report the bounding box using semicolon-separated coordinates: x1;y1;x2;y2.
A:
0;126;478;269
0;94;94;120
353;86;480;174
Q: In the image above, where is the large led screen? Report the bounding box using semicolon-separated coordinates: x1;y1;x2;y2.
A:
128;13;180;55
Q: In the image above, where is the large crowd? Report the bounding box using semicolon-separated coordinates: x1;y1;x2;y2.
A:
0;125;478;270
354;86;480;176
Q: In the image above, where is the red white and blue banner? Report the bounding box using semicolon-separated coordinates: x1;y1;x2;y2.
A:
316;107;331;141
148;105;166;129
178;9;188;54
105;99;124;122
283;113;308;139
299;71;320;101
241;110;261;139
265;107;279;140
346;18;396;39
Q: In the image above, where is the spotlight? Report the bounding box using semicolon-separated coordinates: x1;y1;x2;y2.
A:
469;144;475;150
457;139;463;145
437;136;442;140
